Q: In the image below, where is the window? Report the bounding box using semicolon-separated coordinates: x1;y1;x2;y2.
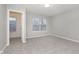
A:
32;16;47;31
9;17;16;32
32;17;40;31
41;18;46;31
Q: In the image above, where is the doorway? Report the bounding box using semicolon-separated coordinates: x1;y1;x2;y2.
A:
7;9;26;46
9;11;22;43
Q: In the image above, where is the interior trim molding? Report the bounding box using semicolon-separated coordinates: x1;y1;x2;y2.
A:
0;45;7;54
52;33;79;43
10;37;21;39
26;34;51;39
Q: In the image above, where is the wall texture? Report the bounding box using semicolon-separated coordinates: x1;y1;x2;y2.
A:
0;5;7;52
52;9;79;41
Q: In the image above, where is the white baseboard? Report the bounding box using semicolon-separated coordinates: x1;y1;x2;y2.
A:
52;33;79;43
0;45;7;54
22;39;27;43
6;42;9;46
26;34;50;39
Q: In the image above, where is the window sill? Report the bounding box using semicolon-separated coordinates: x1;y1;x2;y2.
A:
32;31;47;33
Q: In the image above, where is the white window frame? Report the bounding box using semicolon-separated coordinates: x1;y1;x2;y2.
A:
32;16;47;32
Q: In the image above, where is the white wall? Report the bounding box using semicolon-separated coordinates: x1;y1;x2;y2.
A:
0;5;7;52
26;12;52;38
7;5;52;39
52;8;79;41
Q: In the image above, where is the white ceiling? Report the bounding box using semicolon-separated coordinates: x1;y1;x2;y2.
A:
7;4;79;16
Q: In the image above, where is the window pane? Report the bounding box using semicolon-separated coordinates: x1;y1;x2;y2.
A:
9;17;16;32
42;19;46;24
32;16;47;31
33;25;40;31
41;25;46;31
41;19;46;31
32;17;40;31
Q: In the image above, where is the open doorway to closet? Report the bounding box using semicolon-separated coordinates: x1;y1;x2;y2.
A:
9;11;22;44
7;9;26;46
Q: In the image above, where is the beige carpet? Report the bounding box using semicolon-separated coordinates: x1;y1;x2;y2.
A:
2;36;79;54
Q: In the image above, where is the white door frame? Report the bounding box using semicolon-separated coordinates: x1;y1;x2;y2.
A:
7;9;26;46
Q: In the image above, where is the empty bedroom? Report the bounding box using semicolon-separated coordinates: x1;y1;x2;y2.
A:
1;4;79;54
